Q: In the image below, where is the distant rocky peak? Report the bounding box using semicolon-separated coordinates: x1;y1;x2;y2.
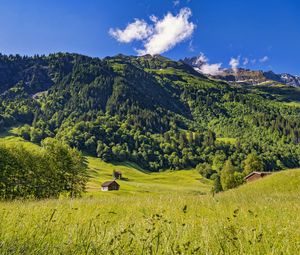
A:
182;56;205;68
183;56;300;87
280;73;300;87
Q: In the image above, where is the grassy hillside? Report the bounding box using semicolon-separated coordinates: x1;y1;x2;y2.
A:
0;170;298;254
0;136;299;254
0;132;40;150
87;157;211;196
0;134;211;197
235;168;300;194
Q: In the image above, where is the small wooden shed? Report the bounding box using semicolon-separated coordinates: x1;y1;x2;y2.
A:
244;171;272;182
113;170;122;180
101;180;120;191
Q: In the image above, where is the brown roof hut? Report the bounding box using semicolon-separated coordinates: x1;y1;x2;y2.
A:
101;180;120;191
113;170;122;180
244;171;272;182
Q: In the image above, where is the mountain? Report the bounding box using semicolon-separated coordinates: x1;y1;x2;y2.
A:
183;56;300;87
181;56;206;72
279;73;300;87
1;53;300;174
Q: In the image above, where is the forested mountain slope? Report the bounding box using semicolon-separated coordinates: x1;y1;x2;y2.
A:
1;53;300;175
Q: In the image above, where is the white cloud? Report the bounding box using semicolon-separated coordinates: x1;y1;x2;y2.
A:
199;63;223;76
229;56;240;72
251;59;257;64
243;58;249;66
109;8;196;55
149;15;158;23
109;19;152;43
137;8;195;55
195;53;223;75
259;56;269;63
173;0;180;6
188;40;195;52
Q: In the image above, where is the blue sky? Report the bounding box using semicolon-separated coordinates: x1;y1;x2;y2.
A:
0;0;299;74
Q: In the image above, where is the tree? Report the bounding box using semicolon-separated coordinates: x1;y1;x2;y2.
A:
196;163;215;179
234;171;245;186
243;153;264;175
42;138;88;197
30;128;43;143
212;153;227;172
204;130;216;146
179;132;188;148
220;159;238;190
212;174;223;193
0;139;87;199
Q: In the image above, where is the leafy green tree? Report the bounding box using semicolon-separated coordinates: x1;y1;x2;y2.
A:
196;163;215;179
234;171;245;186
42;138;88;197
212;153;227;172
220;160;238;190
0;139;87;199
30;128;43;143
243;153;264;175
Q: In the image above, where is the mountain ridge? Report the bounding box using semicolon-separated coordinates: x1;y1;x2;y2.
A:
1;52;300;173
183;56;300;87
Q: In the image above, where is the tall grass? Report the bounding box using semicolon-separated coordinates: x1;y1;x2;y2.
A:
0;170;300;254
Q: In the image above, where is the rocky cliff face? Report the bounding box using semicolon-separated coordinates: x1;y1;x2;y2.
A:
183;56;300;87
280;73;300;87
213;68;267;85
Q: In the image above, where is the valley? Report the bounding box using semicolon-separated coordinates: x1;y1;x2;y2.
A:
1;1;300;254
0;50;299;255
0;134;300;254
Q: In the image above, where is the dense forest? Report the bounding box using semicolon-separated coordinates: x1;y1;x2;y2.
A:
1;53;300;191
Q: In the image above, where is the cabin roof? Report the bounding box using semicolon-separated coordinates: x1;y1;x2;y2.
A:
101;180;120;187
244;171;272;180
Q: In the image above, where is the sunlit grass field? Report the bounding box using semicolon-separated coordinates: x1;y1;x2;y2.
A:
86;156;211;197
216;137;237;145
0;135;300;254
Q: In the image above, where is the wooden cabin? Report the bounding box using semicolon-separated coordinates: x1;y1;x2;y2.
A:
244;171;272;182
101;180;120;191
113;170;122;180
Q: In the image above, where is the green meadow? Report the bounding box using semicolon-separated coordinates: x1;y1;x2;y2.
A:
86;156;211;196
0;136;300;254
